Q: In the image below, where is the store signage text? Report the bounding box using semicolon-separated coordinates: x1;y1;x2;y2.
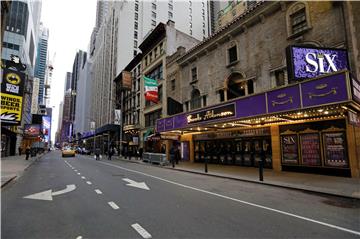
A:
305;53;338;73
286;46;349;81
186;104;235;124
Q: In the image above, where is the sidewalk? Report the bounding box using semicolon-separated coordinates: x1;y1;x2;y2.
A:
1;153;44;188
115;156;360;200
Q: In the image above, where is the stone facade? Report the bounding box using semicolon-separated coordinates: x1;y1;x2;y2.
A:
173;1;350;111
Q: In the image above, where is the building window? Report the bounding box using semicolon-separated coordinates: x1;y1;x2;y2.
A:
158;85;162;102
191;67;197;82
218;90;225;102
145;110;161;127
228;46;238;64
190;29;192;35
171;79;175;91
287;2;310;37
290;8;307;35
190;89;201;110
135;3;138;11
152;3;156;10
154;47;158;58
275;70;285;86
134;31;138;39
134;21;138;30
168;3;173;10
135;12;138;20
202;95;207;107
149;52;152;61
247;79;254;95
151;20;156;26
168;11;173;19
159;42;163;53
134;40;137;48
185;101;189;112
152;11;156;18
133;50;137;57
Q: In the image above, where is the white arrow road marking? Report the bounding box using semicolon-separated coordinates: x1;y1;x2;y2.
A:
131;223;152;239
122;178;150;190
108;201;119;210
95;189;102;194
86;181;92;185
23;185;76;201
99;161;360;237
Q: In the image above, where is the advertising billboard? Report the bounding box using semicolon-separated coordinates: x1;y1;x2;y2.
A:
286;46;349;81
42;116;51;143
24;124;41;137
1;68;25;125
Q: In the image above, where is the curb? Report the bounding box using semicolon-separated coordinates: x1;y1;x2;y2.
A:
114;157;359;200
1;176;17;188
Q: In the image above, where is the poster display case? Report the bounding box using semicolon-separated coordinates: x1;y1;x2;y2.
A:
281;135;299;164
300;133;321;166
322;132;348;167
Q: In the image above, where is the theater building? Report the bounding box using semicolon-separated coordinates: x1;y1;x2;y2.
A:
156;1;360;177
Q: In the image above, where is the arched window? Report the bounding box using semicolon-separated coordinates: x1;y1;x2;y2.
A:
190;89;201;110
227;72;246;100
286;2;311;37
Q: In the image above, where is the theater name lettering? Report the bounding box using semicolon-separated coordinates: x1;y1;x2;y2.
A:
187;104;235;124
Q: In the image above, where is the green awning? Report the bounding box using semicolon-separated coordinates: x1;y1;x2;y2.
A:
143;129;153;141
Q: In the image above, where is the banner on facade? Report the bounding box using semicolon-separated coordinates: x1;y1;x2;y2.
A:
24;124;41;137
144;76;158;103
1;68;25;125
121;71;132;90
114;109;121;125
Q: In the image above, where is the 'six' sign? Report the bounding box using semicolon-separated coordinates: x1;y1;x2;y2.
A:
286;46;349;81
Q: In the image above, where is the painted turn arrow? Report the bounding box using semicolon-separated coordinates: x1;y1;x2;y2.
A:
122;178;150;190
23;184;76;201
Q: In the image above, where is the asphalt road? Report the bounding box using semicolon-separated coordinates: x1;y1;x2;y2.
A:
2;151;360;239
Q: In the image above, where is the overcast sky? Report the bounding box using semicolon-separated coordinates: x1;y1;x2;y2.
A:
40;0;97;142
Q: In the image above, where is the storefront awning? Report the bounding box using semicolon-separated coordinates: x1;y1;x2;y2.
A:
156;71;360;133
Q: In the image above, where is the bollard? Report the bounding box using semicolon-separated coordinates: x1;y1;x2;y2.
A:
259;160;264;181
172;157;175;168
204;155;208;173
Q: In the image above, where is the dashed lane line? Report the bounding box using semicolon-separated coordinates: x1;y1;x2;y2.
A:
108;201;119;210
131;223;152;239
98;161;360;237
81;176;86;179
95;189;103;194
86;181;92;185
77;173;81;175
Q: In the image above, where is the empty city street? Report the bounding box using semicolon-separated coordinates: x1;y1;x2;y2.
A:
2;151;359;239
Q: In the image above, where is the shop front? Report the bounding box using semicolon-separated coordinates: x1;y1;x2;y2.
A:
156;71;360;177
123;124;140;156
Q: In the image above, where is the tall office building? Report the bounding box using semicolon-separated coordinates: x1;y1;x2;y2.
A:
34;22;49;105
64;72;72;91
114;0;210;73
74;54;92;135
1;0;42;156
69;50;87;137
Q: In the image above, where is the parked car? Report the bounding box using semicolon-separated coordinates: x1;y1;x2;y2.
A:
62;147;76;157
